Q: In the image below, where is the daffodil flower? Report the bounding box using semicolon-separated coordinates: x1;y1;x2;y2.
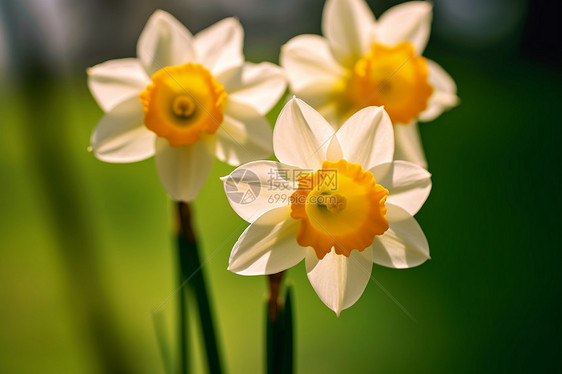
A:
88;10;286;201
281;0;459;168
222;98;431;315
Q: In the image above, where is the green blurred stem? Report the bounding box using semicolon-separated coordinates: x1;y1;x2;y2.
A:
266;273;294;374
176;202;223;374
267;272;285;323
152;310;173;374
178;278;189;374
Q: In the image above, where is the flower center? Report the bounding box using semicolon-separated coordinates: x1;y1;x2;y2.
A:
139;63;227;147
317;193;347;214
344;42;433;124
172;95;196;118
290;159;389;259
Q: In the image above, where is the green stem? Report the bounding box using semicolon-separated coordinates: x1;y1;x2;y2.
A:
266;273;294;374
177;202;223;374
176;249;189;374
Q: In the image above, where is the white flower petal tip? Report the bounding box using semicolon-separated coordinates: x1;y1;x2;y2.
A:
228;206;304;275
336;105;394;169
376;1;433;54
322;0;376;64
325;133;343;161
273;98;335;169
370;160;432;215
194;17;244;75
306;247;374;316
373;204;430;269
420;60;460;122
137;10;196;76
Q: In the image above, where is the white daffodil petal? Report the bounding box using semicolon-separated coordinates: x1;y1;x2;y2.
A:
223;62;287;116
211;64;243;95
90;96;156;163
87;58;150;112
273;98;335;170
376;1;433;54
336;106;394;170
322;0;376;65
154;135;215;202
280;34;346;92
370;161;431;215
419;59;459;122
137;10;196;76
393;121;427;169
372;203;429;268
215;102;273;166
229;206;304;275
221;161;302;223
306;246;374;316
291;81;343;129
326;133;343;161
194;17;244;76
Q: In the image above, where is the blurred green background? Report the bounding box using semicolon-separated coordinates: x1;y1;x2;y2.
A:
0;0;561;373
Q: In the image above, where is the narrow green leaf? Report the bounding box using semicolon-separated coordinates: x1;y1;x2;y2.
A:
177;202;223;374
152;310;173;374
266;301;276;374
177;237;191;374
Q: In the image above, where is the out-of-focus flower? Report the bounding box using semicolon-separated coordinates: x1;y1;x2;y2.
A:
222;98;431;315
281;0;459;168
88;10;286;201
